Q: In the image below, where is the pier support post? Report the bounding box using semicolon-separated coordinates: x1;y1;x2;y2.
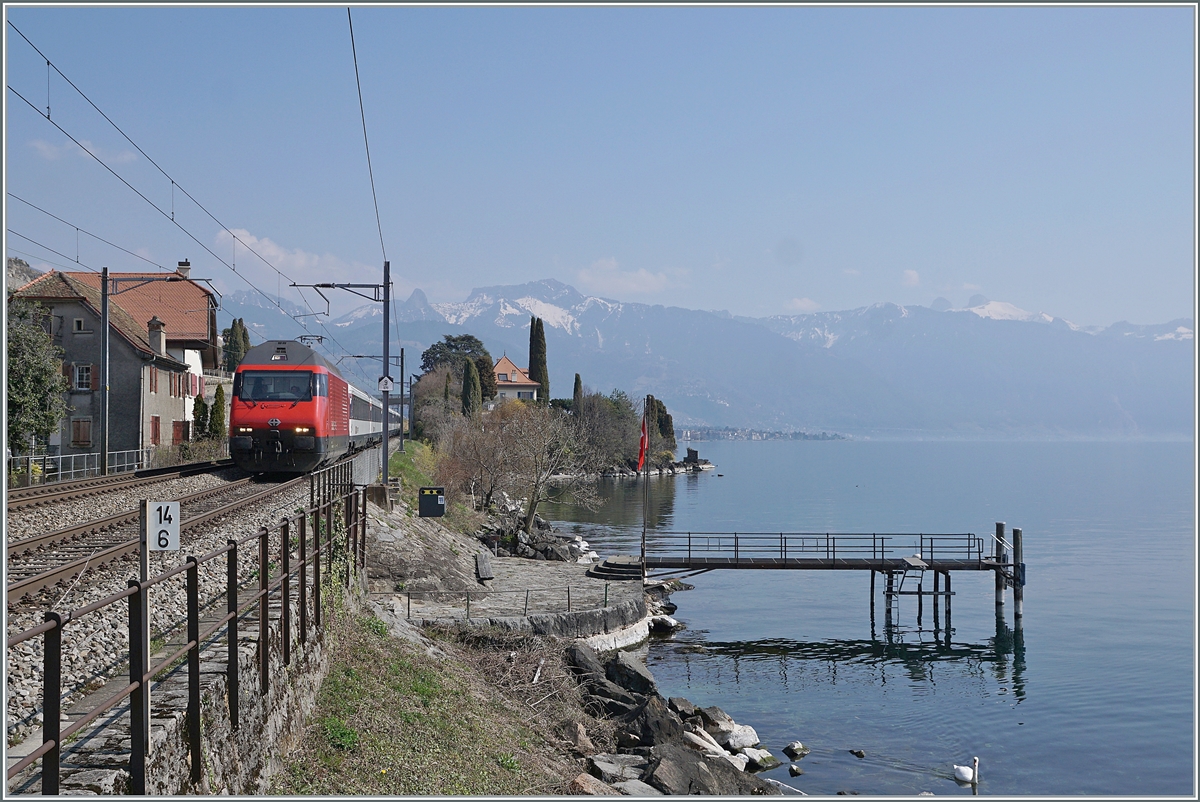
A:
995;522;1006;606
1013;527;1023;618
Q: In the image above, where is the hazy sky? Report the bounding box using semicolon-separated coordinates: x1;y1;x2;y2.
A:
4;5;1195;327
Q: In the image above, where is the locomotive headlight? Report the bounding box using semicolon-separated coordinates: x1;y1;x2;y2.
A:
236;426;253;434
294;426;311;433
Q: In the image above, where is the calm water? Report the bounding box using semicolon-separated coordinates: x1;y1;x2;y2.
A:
548;441;1196;796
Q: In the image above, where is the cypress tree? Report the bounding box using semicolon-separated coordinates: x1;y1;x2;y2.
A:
475;354;497;400
209;384;227;440
528;317;549;402
239;318;251;358
572;373;583;413
192;395;209;441
461;358;481;419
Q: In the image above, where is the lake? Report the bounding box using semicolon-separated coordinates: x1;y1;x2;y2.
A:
547;440;1195;796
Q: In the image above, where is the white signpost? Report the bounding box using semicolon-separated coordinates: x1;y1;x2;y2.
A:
378;375;394;393
148;501;180;551
138;499;180;753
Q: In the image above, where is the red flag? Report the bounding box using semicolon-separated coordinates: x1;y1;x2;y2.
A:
638;414;648;471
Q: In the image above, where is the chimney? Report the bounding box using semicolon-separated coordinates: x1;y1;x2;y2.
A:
176;259;191;279
148;316;167;356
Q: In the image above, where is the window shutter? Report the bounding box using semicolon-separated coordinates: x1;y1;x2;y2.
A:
91;365;100;391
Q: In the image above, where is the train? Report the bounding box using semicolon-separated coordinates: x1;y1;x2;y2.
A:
228;340;394;473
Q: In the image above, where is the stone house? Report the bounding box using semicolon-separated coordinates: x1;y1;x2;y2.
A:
491;355;540;402
11;263;219;457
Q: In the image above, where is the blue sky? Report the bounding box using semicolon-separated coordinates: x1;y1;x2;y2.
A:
4;5;1195;327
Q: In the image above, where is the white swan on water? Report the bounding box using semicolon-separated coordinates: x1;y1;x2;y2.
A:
954;756;979;784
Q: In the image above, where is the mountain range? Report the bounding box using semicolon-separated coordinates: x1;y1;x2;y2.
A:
217;279;1194;438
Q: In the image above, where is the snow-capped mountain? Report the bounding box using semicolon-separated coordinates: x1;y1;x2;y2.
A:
222;280;1193;437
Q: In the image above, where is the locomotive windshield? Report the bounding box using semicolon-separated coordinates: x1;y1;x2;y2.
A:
236;371;316;402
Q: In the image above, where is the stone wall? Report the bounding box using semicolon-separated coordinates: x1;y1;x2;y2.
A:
412;594;647;640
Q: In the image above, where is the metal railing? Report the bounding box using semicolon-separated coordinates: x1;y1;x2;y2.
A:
5;483;369;795
645;531;986;565
6;449;159;487
402;582;614;621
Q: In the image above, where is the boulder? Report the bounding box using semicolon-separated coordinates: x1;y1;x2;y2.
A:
741;747;782;771
684;722;726;754
721;723;761;751
587;753;649;784
565;721;596;754
568;773;621;795
617;695;685;748
788;764;804;777
542;542;574;562
566;642;607;678
717;751;750;771
611;779;663;796
699;706;736;741
649;615;681;633
642;743;781;796
681;729;726;757
782;741;810;760
668;697;700;720
606;651;657;695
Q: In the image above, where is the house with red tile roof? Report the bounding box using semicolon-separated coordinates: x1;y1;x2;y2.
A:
11;262;218;458
492;355;540;402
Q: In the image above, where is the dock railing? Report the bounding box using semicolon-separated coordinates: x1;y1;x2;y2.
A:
645;531;987;565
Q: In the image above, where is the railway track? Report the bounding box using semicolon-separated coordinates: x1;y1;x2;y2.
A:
6;475;306;600
5;459;235;511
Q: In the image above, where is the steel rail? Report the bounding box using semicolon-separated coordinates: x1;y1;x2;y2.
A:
6;477;257;557
6;476;305;599
6;459;235;509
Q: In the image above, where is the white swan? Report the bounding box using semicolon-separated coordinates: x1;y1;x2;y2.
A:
953;756;979;784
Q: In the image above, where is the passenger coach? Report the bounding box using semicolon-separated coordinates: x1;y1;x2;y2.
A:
228;340;383;473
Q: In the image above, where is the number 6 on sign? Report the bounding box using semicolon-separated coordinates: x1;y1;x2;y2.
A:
149;501;180;551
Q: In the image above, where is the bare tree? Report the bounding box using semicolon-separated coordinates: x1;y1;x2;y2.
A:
500;402;599;533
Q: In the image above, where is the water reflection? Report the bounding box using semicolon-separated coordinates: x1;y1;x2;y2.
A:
657;612;1027;704
548;476;678;531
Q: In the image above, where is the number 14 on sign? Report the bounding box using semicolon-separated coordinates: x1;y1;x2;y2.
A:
148;501;180;551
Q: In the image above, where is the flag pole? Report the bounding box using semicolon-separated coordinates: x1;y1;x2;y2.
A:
641;395;649;581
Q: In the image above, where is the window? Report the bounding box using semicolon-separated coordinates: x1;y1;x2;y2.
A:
235;371;314;402
71;417;92;447
498;373;508;382
150;415;161;446
518;391;534;400
73;318;85;332
150;367;158;394
74;364;92;391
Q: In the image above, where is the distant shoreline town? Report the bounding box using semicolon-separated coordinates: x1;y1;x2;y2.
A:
676;426;847;442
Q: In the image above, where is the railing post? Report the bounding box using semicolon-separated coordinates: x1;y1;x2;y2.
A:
995;522;1007;606
344;494;353;585
313;510;322;628
1013;527;1024;618
567;585;571;612
281;517;291;667
127;579;147;795
524;590;529;616
41;611;62;795
734;533;738;564
258;526;269;695
604;583;609;608
299;515;308;645
360;486;368;570
687;531;692;564
226;539;239;730
466;592;470;620
186;556;202;785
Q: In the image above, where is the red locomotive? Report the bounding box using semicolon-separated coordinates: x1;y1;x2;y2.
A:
228;340;384;473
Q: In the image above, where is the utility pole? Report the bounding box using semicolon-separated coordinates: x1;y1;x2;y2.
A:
100;268;109;475
292;260;394;484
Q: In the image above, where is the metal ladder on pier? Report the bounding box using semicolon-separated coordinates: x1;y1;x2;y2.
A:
884;555;929;613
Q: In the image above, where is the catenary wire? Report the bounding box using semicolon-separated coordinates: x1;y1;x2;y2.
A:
8;192;171;271
5;26;375;390
7;229;99;273
347;8;387;264
6;85;373;390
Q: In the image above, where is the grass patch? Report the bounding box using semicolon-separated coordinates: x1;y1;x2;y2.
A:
272;610;578;795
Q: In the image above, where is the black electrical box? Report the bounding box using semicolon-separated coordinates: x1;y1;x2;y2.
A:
418;486;446;517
